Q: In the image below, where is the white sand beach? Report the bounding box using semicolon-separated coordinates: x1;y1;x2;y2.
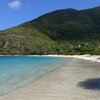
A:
0;55;100;100
0;55;100;63
42;55;100;63
67;55;100;63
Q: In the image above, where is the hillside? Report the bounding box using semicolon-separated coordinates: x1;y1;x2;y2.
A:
0;6;100;55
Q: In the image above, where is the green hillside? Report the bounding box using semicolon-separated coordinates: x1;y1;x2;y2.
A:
0;6;100;55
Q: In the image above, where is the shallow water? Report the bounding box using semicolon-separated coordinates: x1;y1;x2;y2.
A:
0;56;65;95
0;56;100;97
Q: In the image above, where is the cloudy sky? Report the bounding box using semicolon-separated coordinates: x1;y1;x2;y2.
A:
0;0;100;30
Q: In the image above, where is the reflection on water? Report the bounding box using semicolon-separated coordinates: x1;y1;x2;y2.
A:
78;78;100;90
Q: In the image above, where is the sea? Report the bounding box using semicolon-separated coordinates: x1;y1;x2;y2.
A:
0;56;65;95
0;56;100;96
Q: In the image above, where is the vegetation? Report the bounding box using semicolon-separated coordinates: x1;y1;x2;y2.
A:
0;6;100;55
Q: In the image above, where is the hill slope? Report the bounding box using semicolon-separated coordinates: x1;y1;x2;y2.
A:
0;6;100;55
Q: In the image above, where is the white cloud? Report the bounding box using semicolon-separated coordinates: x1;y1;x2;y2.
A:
8;0;23;9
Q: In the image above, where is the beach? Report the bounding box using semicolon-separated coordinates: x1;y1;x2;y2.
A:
43;55;100;63
0;55;100;100
0;55;100;63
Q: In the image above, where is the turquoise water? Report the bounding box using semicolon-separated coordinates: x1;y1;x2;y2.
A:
0;56;65;95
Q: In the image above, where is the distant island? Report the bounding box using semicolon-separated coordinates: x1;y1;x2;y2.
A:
0;6;100;55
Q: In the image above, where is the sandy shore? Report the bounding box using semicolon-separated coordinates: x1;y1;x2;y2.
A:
0;55;100;63
41;55;100;63
66;55;100;63
0;55;100;100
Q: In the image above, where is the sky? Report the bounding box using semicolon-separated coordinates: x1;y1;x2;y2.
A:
0;0;100;30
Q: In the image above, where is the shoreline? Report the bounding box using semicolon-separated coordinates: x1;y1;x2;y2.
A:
0;55;100;100
44;55;100;63
0;55;100;63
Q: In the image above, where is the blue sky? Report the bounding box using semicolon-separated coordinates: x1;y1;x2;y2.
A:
0;0;100;30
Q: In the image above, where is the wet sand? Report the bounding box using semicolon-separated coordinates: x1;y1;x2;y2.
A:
0;58;100;100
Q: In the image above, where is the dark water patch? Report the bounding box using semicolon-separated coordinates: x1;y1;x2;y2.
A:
78;78;100;90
